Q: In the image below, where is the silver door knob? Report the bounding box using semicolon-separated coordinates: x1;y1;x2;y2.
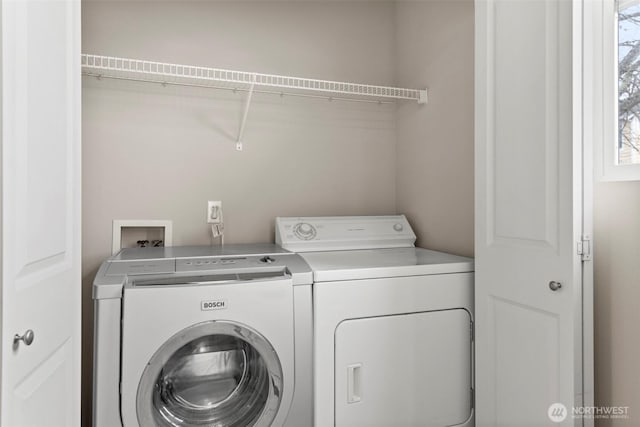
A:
549;281;562;291
14;329;34;346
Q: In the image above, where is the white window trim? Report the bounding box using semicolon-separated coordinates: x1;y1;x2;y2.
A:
595;0;640;181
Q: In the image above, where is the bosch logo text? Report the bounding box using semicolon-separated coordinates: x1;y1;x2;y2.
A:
201;300;227;311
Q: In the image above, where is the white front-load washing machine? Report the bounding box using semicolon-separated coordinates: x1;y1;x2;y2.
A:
92;244;313;427
276;216;475;427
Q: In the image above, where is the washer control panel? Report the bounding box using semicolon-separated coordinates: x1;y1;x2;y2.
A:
175;255;279;272
275;215;416;252
105;259;175;276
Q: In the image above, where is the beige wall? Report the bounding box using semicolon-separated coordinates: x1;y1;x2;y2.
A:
82;1;399;423
394;0;475;257
594;182;640;426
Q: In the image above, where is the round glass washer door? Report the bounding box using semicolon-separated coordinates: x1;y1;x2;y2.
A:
136;320;283;427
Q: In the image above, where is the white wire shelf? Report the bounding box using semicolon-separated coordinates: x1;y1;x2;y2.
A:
82;53;428;151
81;54;428;104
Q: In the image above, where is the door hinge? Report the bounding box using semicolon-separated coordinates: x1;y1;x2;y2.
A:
577;235;592;261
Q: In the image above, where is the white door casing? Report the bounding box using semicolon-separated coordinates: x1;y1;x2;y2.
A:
1;0;81;426
475;0;591;426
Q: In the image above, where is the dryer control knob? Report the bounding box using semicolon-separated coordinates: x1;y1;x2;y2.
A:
293;222;317;240
393;223;404;232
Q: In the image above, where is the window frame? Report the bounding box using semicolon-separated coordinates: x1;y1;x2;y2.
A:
596;0;640;181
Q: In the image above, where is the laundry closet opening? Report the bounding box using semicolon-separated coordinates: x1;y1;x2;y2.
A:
80;1;474;425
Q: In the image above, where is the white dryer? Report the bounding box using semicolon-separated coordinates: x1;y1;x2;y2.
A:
92;244;313;427
276;216;475;427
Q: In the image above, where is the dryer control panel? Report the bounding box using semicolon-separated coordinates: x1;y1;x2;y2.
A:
276;215;416;252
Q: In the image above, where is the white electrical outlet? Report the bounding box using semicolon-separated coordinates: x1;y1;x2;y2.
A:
207;201;223;224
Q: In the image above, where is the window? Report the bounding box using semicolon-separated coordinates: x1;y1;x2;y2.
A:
595;0;640;180
618;1;640;165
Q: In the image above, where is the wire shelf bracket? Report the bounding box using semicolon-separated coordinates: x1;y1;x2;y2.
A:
236;80;255;151
81;54;428;150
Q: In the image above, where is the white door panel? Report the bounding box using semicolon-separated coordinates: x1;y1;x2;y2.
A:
492;0;560;248
489;298;561;423
11;340;74;427
476;0;587;426
1;0;81;425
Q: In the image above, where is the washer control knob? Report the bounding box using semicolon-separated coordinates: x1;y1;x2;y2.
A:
293;222;317;240
393;223;404;232
259;256;276;264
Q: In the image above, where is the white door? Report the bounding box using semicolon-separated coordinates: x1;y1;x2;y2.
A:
475;0;591;426
0;0;81;426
